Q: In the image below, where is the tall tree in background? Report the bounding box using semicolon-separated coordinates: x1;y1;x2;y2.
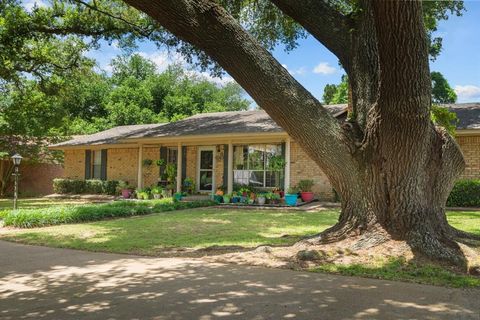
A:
431;71;458;104
2;0;477;267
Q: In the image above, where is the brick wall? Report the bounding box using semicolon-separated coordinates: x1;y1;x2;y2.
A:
107;148;138;186
142;147;160;187
64;149;85;179
1;160;64;196
185;146;197;182
290;141;335;201
215;145;225;189
457;135;480;180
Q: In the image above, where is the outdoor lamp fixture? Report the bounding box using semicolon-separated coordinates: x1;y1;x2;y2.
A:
11;153;22;210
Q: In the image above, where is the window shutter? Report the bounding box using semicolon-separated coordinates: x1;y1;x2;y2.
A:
181;146;187;182
159;147;167;179
85;150;91;180
223;144;228;188
100;149;108;181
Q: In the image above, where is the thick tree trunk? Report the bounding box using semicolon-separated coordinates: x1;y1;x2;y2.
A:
123;0;471;267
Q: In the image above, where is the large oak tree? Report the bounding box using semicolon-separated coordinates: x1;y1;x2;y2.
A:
117;0;475;267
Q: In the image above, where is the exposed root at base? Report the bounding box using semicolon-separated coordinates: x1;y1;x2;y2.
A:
204;233;479;276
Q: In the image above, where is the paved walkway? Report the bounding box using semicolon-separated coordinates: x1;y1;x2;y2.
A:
0;241;478;320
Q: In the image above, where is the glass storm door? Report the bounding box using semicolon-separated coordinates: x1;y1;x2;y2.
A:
198;147;215;192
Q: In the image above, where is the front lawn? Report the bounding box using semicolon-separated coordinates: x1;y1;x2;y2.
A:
0;208;339;254
0;198;96;210
0;206;478;288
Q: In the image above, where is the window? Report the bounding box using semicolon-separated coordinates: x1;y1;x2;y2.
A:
233;144;284;188
91;150;103;179
166;147;177;165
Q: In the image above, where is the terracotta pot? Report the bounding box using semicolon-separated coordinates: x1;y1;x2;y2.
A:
121;189;131;199
300;192;314;202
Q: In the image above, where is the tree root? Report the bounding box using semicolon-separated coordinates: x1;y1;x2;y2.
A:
448;225;480;241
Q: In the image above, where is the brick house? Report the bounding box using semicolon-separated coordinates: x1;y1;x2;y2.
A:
50;103;480;200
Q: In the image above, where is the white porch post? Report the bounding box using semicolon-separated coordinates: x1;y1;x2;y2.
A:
284;137;291;191
137;144;144;188
227;141;233;194
176;142;182;193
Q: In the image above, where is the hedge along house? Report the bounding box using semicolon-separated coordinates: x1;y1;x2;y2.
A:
49;105;347;200
50;103;480;200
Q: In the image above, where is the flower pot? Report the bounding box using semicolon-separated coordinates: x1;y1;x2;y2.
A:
174;193;183;201
300;192;314;202
257;196;266;205
121;189;131;199
153;193;161;199
143;194;150;200
232;196;240;203
285;194;298;206
223;196;231;204
213;195;223;203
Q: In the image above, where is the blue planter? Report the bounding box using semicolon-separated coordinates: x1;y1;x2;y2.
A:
285;194;298;206
232;196;240;203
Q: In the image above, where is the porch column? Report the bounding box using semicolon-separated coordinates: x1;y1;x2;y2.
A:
137;144;144;188
284;137;291;191
227;141;233;194
176;142;182;193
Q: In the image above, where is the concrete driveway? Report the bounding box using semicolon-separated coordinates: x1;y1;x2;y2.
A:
0;241;478;320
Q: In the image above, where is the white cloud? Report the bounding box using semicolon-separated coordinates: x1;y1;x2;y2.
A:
454;85;480;101
313;62;336;75
281;64;307;76
23;0;47;12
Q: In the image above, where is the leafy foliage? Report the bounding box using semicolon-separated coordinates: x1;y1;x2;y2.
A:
2;198;216;228
431;71;458;104
431;105;458;135
322;75;348;105
447;179;480;207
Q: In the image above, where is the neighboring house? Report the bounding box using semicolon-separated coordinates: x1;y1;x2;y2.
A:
49;103;480;200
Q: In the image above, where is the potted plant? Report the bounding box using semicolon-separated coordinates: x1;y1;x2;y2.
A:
142;159;153;166
136;188;148;200
269;155;286;190
257;193;266;205
183;177;195;195
231;191;241;203
298;179;315;202
151;186;163;199
116;180;132;199
285;186;299;206
271;192;281;205
223;193;231;204
174;192;183;201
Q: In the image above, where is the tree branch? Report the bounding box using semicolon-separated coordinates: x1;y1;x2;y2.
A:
270;0;352;70
122;0;357;181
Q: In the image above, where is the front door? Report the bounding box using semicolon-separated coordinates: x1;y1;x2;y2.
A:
197;147;215;192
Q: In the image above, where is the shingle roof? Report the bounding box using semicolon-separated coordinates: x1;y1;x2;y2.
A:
50;103;480;148
50;124;165;148
445;103;480;129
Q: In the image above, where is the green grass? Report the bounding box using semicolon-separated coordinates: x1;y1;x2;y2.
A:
1;198;215;228
0;198;94;210
313;257;480;288
0;208;339;254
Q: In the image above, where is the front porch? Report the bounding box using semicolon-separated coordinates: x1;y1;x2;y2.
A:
135;135;293;196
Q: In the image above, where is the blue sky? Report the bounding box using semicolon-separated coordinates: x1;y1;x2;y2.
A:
26;0;480;103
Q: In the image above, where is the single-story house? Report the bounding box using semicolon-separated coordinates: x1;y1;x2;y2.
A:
50;103;480;200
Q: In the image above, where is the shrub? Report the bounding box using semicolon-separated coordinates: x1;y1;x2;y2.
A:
2;198;216;228
447;179;480;207
53;179;120;195
85;179;104;194
297;180;314;192
53;179;85;194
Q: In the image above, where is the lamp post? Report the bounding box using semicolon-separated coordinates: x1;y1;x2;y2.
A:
11;153;22;210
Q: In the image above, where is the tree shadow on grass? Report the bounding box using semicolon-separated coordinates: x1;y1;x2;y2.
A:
0;241;478;320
